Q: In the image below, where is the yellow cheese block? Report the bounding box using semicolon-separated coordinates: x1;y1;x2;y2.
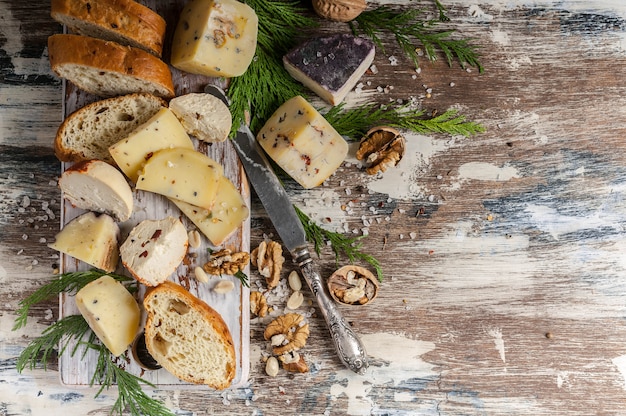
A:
136;147;223;210
257;95;348;188
109;107;194;182
171;0;258;77
171;175;249;246
48;212;119;272
75;275;140;357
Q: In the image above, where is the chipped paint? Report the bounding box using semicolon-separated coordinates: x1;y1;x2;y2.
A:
487;327;506;364
329;332;437;415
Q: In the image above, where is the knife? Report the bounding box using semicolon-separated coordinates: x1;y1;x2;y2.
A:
205;85;368;375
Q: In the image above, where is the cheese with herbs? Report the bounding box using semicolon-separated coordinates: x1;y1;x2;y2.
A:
75;275;140;357
48;212;119;272
171;0;258;78
256;95;348;188
136;147;223;209
171;175;249;246
109;107;194;182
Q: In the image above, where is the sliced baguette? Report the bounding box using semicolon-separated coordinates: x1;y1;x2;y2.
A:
59;159;133;222
143;281;236;389
169;93;233;142
51;0;166;57
55;93;166;163
48;34;175;98
120;217;188;286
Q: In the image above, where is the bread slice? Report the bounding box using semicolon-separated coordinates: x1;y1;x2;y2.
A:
48;34;175;98
169;93;233;142
59;159;134;222
51;0;166;57
143;281;236;389
55;93;166;163
120;217;188;286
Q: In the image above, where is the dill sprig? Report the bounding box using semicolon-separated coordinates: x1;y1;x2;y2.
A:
295;205;383;281
13;269;135;330
16;314;92;372
434;0;450;22
235;270;250;288
323;102;485;140
351;5;483;72
90;344;175;416
228;1;317;134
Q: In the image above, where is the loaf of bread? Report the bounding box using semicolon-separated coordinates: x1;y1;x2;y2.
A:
143;281;236;389
50;0;166;57
55;93;166;164
59;159;134;222
120;217;188;286
48;34;175;98
169;93;233;142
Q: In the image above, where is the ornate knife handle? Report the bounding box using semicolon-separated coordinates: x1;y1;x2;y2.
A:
292;247;369;375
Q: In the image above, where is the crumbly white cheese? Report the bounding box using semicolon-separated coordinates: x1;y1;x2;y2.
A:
256;95;348;188
171;0;258;78
75;275;140;357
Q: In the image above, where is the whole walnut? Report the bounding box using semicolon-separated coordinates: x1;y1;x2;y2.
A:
312;0;367;22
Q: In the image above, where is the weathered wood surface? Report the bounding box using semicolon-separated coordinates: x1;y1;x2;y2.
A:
3;0;626;414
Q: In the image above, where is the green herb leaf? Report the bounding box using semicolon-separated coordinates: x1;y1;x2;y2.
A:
13;269;135;331
89;344;175;416
351;5;483;72
323;102;485;140
235;270;250;288
295;205;383;281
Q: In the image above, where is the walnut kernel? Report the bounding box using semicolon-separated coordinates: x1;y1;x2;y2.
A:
203;249;250;276
250;291;268;317
279;351;309;373
356;126;405;175
328;265;379;306
251;240;285;288
264;313;310;355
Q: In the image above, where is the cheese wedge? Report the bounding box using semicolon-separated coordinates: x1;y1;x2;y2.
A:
48;212;119;272
75;275;140;356
256;95;348;188
171;175;249;246
171;0;258;77
109;107;194;182
136;147;223;209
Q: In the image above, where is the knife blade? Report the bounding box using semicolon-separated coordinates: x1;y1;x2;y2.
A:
204;84;368;374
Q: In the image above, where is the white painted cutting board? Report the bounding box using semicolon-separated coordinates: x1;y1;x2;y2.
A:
57;5;250;387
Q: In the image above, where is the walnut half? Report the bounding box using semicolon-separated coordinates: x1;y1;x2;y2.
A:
328;265;379;306
251;240;285;289
263;313;310;355
203;249;250;276
356;126;405;175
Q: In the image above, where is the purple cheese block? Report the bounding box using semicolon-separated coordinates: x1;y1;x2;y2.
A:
283;33;375;106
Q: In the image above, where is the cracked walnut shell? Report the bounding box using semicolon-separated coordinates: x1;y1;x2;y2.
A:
264;313;310;355
312;0;367;22
251;240;285;289
356;126;405;175
328;265;379;306
203;249;250;276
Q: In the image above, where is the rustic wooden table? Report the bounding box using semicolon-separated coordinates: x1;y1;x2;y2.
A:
3;0;626;414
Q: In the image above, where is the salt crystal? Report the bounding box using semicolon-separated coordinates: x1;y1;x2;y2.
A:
428;195;435;202
369;64;378;74
388;55;398;66
21;195;31;208
410;232;417;239
22;234;28;240
416;67;422;74
399;234;404;239
345;188;352;196
450;82;456;87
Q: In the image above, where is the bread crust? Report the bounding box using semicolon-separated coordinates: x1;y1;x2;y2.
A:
54;93;167;163
51;0;166;56
143;281;236;389
48;34;175;98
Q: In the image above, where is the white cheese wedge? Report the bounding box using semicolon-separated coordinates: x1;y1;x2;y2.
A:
171;0;258;78
108;107;194;182
59;159;134;222
171;175;249;246
120;216;188;286
48;212;119;272
136;147;223;209
256;95;348;188
75;275;140;357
